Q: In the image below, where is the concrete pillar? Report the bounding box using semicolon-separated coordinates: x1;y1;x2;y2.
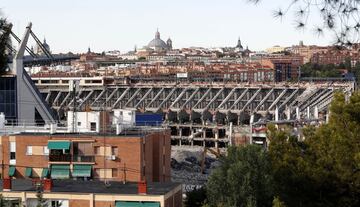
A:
250;114;254;125
249;123;253;145
307;106;310;119
326;110;330;123
296;107;300;120
275;106;279;122
229;122;233;146
0;112;5;130
215;129;219;149
179;127;182;146
50;123;57;134
203;130;206;147
286;108;291;120
314;106;319;119
191;127;194;146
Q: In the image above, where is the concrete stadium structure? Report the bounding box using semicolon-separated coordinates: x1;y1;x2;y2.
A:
34;77;355;148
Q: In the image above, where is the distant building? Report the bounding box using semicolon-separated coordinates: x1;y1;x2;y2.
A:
266;46;286;54
235;37;244;52
34;38;51;56
234;37;251;58
138;29;173;57
290;42;328;63
261;56;303;82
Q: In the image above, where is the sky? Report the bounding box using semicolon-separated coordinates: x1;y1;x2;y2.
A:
1;0;334;53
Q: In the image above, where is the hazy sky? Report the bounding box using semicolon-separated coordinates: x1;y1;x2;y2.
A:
2;0;333;53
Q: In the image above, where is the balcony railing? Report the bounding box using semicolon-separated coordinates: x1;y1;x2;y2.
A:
72;155;95;163
49;154;71;162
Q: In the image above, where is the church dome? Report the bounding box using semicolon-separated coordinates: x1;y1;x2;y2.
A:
147;29;169;51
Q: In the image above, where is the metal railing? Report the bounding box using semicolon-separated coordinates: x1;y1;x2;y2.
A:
72;155;95;163
49;154;71;162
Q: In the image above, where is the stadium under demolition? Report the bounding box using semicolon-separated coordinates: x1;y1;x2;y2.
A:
33;76;355;148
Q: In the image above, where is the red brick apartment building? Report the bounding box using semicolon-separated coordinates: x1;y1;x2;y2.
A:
0;179;182;207
0;129;171;183
261;56;303;82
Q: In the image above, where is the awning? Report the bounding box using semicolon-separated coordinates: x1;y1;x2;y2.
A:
72;165;92;177
8;166;16;177
25;167;32;177
115;201;160;207
51;165;70;179
41;168;49;178
48;141;70;150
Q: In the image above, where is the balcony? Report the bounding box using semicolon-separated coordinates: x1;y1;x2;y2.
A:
49;154;71;162
72;155;95;163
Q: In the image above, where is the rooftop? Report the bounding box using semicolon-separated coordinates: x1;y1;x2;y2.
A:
0;180;180;195
1;126;167;138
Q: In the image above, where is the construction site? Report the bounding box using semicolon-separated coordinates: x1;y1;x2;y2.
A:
31;76;354;148
1;22;357;192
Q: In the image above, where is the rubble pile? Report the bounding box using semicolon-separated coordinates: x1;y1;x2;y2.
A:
171;146;221;190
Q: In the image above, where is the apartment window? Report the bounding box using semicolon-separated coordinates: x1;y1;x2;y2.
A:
26;146;33;155
94;146;100;155
90;122;97;131
111;146;118;156
112;168;118;178
43;146;49;155
10;142;16;161
51;201;62;207
77;122;81;126
10;152;16;160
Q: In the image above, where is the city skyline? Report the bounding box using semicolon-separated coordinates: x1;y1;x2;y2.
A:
2;0;334;53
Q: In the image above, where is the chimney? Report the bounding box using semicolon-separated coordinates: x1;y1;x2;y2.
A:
43;179;53;192
138;181;147;195
3;178;12;191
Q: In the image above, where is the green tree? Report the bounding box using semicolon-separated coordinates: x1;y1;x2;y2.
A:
300;63;342;78
268;92;360;206
184;187;207;207
272;197;286;207
0;17;11;75
304;92;360;206
248;0;360;45
267;124;315;207
35;184;47;207
0;194;7;207
206;145;274;207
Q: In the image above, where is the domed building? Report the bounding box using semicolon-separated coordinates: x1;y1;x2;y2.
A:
34;38;51;56
136;29;173;57
146;29;172;51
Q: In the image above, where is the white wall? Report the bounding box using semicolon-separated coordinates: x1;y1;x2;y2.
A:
112;109;136;126
27;199;69;207
67;111;101;133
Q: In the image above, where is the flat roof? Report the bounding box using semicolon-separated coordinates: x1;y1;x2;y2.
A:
16;127;167;138
0;180;180;195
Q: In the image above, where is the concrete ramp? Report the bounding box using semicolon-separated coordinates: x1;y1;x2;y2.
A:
20;69;56;123
12;23;56;124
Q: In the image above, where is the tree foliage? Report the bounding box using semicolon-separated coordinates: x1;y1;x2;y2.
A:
184;187;207;207
300;62;343;78
248;0;360;45
269;91;360;206
36;184;47;207
0;15;11;75
202;91;360;207
206;145;274;207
